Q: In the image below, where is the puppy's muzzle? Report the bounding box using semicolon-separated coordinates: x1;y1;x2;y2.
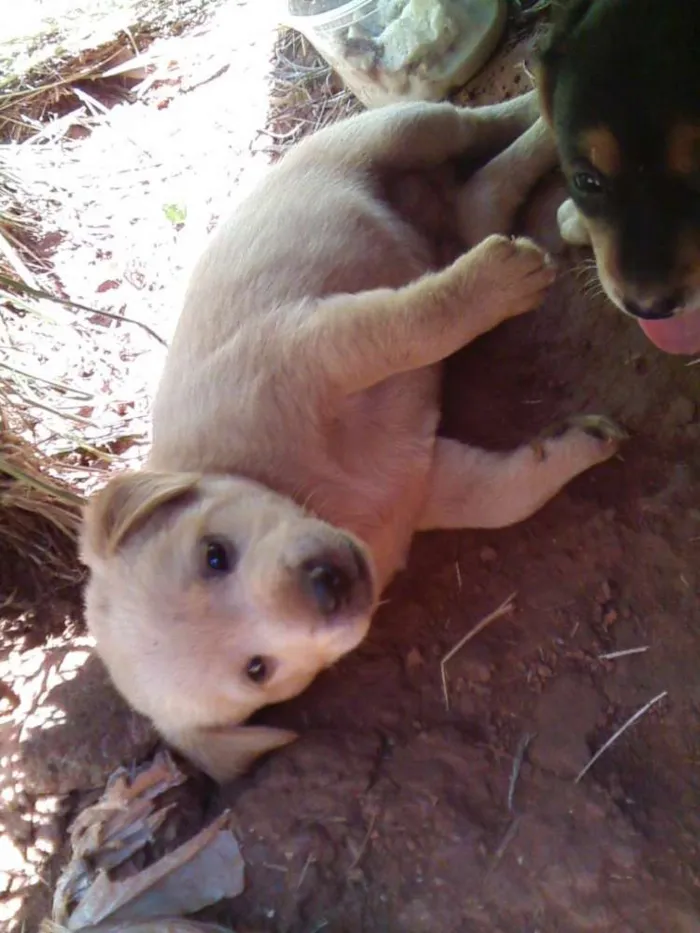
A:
300;542;373;620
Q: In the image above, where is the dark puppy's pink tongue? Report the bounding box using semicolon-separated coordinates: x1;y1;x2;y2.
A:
639;308;700;355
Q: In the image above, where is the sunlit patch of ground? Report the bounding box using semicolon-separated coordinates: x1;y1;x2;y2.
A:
0;1;331;926
0;631;90;929
3;2;283;489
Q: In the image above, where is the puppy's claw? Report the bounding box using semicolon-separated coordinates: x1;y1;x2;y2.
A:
533;414;628;463
565;414;630;444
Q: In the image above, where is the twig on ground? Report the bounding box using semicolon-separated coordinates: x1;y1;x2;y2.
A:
598;646;650;661
487;816;521;875
508;732;534;813
297;852;316;890
348;811;377;872
441;591;517;710
0;231;40;288
575;690;668;784
0;273;166;346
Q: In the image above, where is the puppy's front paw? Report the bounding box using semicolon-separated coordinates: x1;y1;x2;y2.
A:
533;413;628;466
557;198;592;247
465;234;557;320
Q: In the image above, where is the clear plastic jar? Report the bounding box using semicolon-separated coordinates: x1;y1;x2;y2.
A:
283;0;508;108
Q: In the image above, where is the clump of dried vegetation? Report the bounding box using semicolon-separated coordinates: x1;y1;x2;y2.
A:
1;143;83;619
0;0;216;622
0;0;364;624
263;26;361;160
0;0;212;142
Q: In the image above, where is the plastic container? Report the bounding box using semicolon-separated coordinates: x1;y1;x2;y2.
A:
283;0;508;109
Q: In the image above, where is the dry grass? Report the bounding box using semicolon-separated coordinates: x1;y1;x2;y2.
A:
0;412;84;622
262;26;361;160
440;591;517;710
574;690;669;784
0;0;253;622
0;0;216;142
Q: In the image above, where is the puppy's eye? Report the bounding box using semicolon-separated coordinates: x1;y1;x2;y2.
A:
572;170;604;195
201;536;236;576
245;655;272;684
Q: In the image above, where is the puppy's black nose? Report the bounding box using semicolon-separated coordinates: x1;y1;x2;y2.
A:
624;294;681;320
301;559;355;617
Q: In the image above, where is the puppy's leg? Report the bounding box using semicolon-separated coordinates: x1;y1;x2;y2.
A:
557;198;592;246
306;235;555;394
419;416;626;530
457;117;559;246
300;90;542;172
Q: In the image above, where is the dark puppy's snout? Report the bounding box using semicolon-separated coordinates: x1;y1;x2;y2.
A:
300;542;371;618
623;293;682;321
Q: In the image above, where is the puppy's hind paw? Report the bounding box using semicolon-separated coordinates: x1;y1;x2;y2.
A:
566;414;629;444
533;414;628;465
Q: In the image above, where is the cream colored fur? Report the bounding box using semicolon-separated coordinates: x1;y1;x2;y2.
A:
81;91;623;783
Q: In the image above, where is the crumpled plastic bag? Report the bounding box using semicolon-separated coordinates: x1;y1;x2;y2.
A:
49;750;245;932
41;921;237;933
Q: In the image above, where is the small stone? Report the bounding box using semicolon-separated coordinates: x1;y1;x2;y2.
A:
479;546;498;564
462;659;492;684
667;396;695;427
405;647;424;672
602;608;618;628
32;822;60;855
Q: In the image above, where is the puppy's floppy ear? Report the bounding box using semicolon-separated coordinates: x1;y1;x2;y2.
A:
165;724;298;784
535;0;594;125
81;470;200;561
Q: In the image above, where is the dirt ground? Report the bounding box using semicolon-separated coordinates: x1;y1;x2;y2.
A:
2;14;700;933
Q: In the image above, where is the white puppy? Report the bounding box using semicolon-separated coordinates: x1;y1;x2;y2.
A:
81;94;623;782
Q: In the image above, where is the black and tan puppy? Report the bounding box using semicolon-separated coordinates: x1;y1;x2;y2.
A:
538;0;700;355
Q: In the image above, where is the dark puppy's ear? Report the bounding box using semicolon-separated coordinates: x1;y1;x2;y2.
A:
535;0;595;125
81;470;200;561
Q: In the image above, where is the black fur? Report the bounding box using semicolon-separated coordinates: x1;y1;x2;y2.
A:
538;0;700;315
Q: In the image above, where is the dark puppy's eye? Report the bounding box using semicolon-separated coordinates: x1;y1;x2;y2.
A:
572;170;604;195
201;536;236;576
245;655;271;684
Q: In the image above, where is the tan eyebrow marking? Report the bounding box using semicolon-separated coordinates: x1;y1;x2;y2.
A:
580;126;621;176
667;122;700;176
